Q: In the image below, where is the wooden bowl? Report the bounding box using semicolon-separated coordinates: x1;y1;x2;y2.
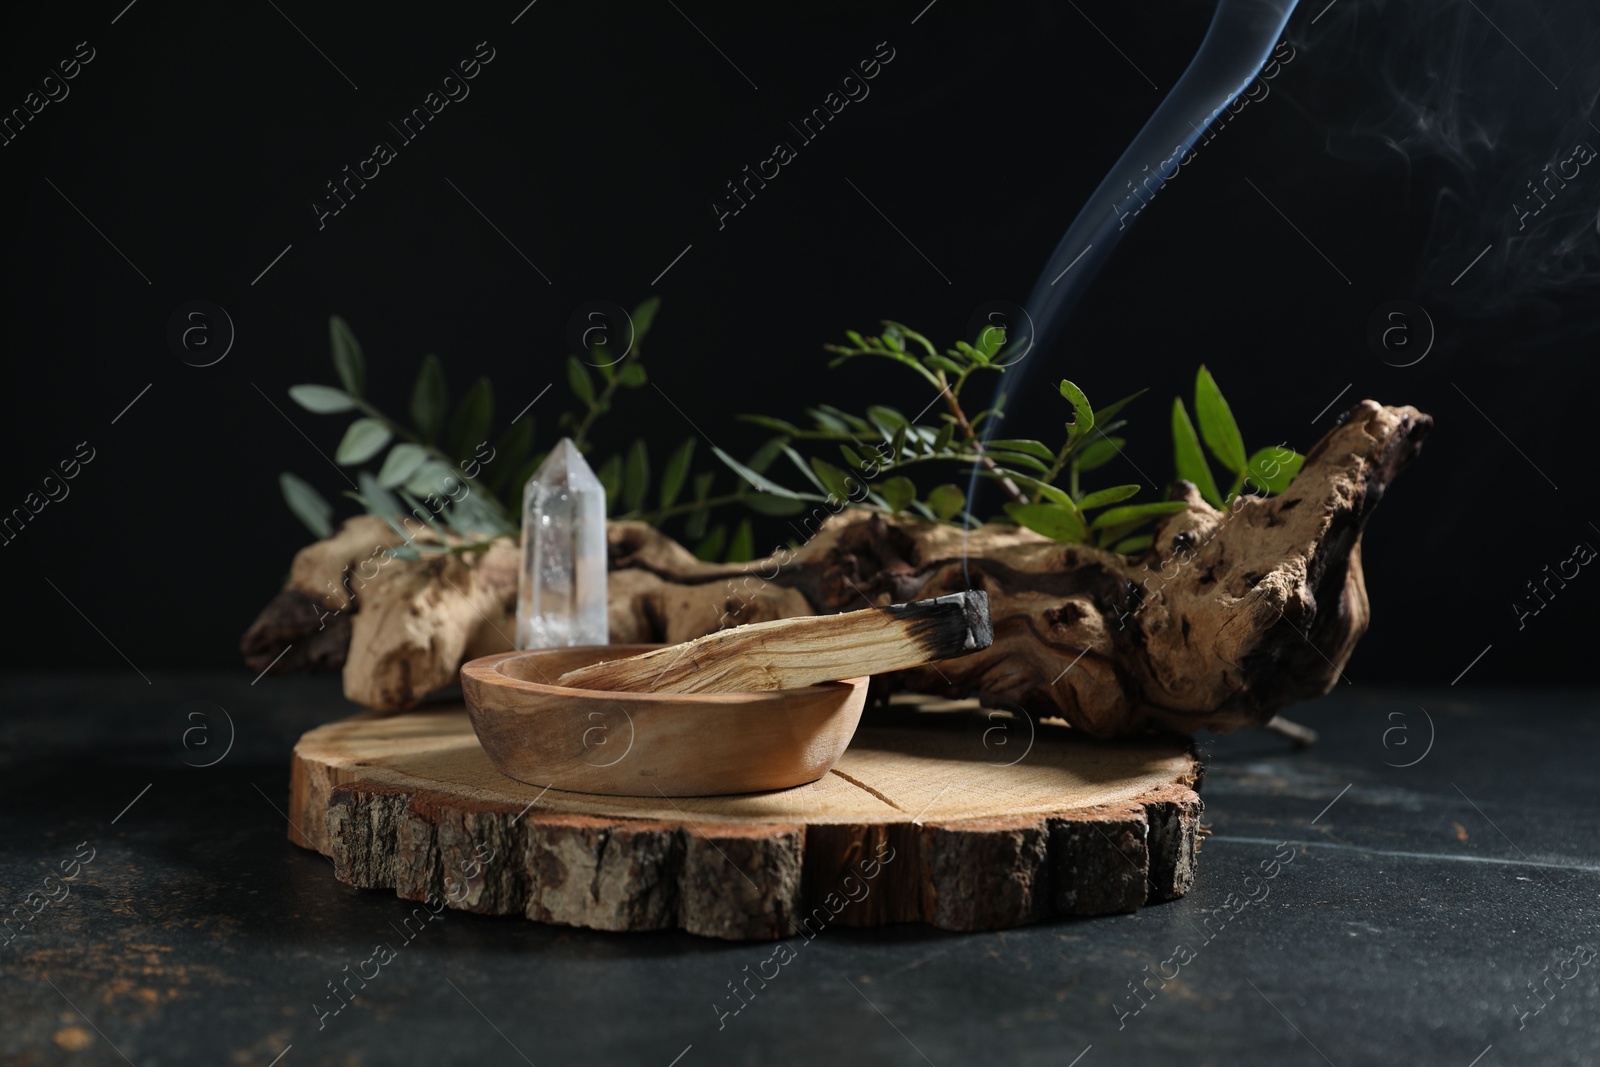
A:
459;645;869;797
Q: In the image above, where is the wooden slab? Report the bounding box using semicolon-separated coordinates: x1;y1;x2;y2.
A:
288;698;1203;939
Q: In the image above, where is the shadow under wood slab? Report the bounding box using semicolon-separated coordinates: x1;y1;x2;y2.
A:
288;700;1202;939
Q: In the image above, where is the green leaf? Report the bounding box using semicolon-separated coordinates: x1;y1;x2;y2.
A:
748;437;788;474
714;446;811;499
632;296;661;343
1004;501;1087;543
622;439;649;513
660;438;695;508
410;354;448;442
738;414;803;435
357;471;403;519
974;323;1007;360
693;470;714;503
596;454;622;511
1076;484;1141;510
448;378;494;462
726;519;755;563
1243;446;1305;495
986;450;1050;474
880;475;917;512
839;444;865;470
280;473;334;538
1058;379;1095;443
933;422;956;452
927;483;966;522
743;493;806;516
1092;389;1147;430
403;459;458;498
685;471;715;538
328;315;365;397
987;439;1055;461
1075;436;1125;473
926;354;965;376
809;457;854;501
989;470;1072;506
1089;500;1189;530
1112;534;1155;555
377;442;429;487
867;406;908;436
288;384;356;414
335;418;392;465
1171;399;1223;507
618;362;648;387
566;356;595;406
890;423;908;462
806;407;850;434
1194;366;1247;474
694;525;727;561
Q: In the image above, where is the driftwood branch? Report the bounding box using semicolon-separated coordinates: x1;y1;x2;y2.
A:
243;400;1429;738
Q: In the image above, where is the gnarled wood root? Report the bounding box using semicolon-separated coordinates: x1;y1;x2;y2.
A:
243;400;1429;737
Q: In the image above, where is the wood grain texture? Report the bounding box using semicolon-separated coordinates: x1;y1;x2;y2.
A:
460;646;869;797
290;698;1204;939
244;402;1430;737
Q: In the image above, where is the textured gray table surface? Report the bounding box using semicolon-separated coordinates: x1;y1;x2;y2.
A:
2;674;1596;1066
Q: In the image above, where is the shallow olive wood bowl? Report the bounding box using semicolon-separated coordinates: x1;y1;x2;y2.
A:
459;645;870;797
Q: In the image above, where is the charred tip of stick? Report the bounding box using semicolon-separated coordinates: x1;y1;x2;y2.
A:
1263;715;1318;749
892;591;992;661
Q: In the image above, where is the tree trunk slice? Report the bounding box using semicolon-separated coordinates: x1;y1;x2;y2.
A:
288;697;1203;939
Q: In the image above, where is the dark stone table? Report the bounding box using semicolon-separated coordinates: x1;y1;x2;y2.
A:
2;675;1595;1066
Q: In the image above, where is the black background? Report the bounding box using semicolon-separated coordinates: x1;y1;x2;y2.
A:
1;0;1595;685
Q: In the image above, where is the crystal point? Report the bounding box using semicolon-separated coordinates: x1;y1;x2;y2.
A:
516;437;608;649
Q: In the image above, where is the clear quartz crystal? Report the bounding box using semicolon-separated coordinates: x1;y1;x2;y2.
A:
516;437;608;649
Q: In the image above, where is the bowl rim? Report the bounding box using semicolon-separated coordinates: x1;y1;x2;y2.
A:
461;648;868;707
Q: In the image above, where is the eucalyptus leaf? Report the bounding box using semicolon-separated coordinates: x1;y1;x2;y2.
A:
988;470;1072;506
1194;366;1247;474
288;384;356;414
404;460;459;499
839;444;865;470
622;438;649;513
933;422;956;452
1171;398;1223;507
1092;388;1147;430
356;471;403;518
1112;534;1155;555
1076;484;1141;510
619;362;648;387
890;423;908;461
880;475;917;512
335;418;392;465
1004;501;1087;543
410;354;448;442
660;438;695;508
748;437;788;474
986;450;1050;474
377;442;429;487
726;519;755;563
926;354;965;376
1089;500;1189;530
927;483;966;522
714;446;811;499
329;315;365;396
280;473;334;538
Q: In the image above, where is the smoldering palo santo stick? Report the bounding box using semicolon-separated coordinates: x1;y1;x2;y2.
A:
556;592;992;694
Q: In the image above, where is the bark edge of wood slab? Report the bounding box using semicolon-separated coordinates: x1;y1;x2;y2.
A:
289;698;1204;939
245;400;1429;737
460;645;868;796
555;591;992;694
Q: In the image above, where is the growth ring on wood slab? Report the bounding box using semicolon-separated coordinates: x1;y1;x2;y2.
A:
288;698;1203;940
